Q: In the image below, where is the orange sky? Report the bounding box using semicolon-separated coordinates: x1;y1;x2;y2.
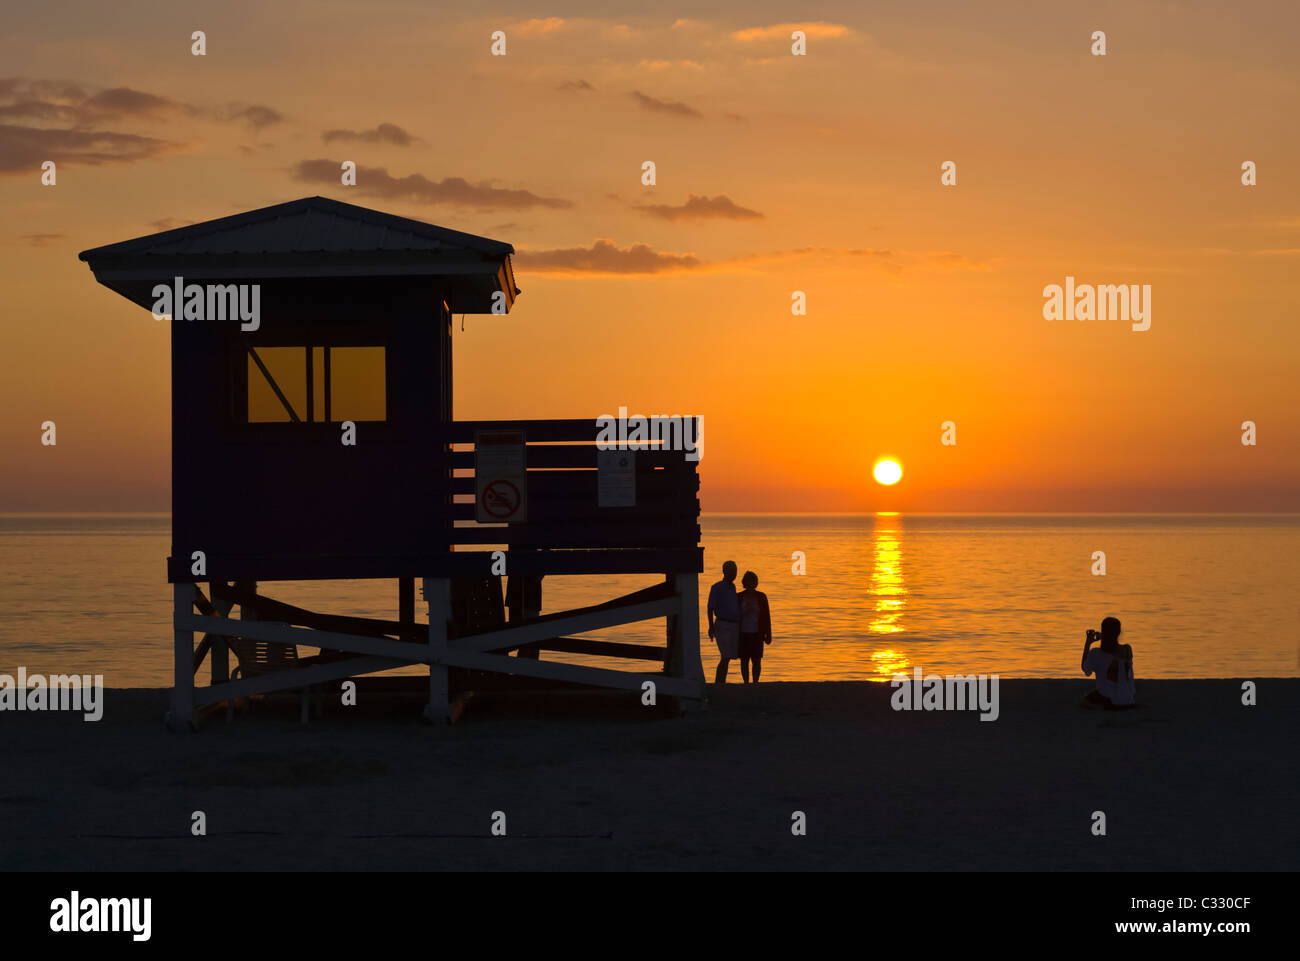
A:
3;1;1299;511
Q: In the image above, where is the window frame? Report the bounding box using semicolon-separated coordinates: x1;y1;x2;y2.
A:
232;335;391;429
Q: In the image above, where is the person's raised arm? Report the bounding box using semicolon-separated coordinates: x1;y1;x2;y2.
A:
1081;632;1096;674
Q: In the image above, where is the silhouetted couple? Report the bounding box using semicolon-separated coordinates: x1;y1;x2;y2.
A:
706;560;771;684
1081;616;1137;710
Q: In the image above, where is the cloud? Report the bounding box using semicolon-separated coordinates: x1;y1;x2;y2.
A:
81;87;180;119
639;59;703;71
634;194;763;221
517;239;702;274
0;78;87;101
731;22;853;42
218;104;283;130
19;233;65;246
514;241;997;277
0;79;286;173
292;159;572;210
322;122;417;146
0;79;281;128
0;100;82;123
149;218;195;231
0;80;189;128
720;246;998;272
516;17;565;35
558;79;594;91
630;91;701;118
0;123;178;172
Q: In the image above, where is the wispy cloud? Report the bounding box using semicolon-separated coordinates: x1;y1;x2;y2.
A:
630;91;701;118
0;79;281;128
559;79;595;91
517;241;998;276
19;233;65;246
81;87;180;119
322;122;417;146
0;123;178;172
518;239;702;274
516;17;566;36
723;246;999;273
292;159;572;210
634;194;763;221
217;104;284;130
0;78;284;173
731;22;853;42
639;59;704;71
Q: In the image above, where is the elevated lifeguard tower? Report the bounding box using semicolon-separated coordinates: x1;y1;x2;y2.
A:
79;196;705;728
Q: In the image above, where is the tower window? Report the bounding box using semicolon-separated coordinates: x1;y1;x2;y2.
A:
246;346;386;422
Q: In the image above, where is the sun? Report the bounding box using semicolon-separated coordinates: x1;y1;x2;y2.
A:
873;458;903;486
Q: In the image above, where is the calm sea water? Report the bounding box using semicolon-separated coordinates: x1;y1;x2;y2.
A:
1;513;1296;685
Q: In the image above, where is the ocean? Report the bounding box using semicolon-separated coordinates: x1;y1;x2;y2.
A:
1;513;1296;686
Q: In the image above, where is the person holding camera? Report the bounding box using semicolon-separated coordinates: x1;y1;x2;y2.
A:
1081;616;1136;709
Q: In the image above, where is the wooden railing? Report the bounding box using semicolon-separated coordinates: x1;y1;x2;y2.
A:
440;417;702;556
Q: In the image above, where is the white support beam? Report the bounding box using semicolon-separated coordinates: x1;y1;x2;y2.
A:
437;646;704;699
674;572;707;711
177;613;429;663
195;655;406;707
451;596;680;654
169;583;197;731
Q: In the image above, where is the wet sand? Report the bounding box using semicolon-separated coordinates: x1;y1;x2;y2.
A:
2;680;1295;871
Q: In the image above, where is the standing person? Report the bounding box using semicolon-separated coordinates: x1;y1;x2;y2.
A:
1081;615;1136;709
706;560;740;684
737;571;772;684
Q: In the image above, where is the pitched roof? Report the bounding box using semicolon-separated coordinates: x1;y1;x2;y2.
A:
78;196;518;313
79;195;514;259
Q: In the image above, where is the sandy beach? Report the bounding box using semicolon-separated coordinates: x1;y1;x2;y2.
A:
2;680;1294;871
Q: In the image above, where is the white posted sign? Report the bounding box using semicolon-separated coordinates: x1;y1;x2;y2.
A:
597;450;636;507
476;430;527;523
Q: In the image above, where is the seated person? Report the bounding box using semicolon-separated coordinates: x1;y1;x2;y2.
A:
1081;616;1136;710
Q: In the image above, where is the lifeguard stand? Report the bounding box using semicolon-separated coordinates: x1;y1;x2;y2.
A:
79;196;705;728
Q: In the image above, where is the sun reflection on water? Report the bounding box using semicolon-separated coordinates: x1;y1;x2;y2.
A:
868;512;910;678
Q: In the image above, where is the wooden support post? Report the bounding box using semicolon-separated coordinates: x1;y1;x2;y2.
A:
169;582;197;731
238;579;259;716
672;572;706;711
210;581;229;684
664;574;678;678
423;577;451;723
399;577;415;626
